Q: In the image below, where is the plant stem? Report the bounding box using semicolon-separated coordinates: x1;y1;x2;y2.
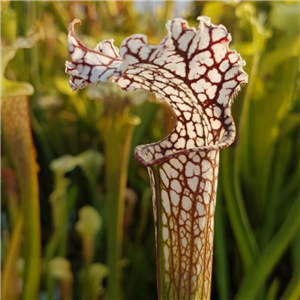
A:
1;96;41;299
103;100;136;300
221;149;258;271
214;179;229;300
1;211;23;300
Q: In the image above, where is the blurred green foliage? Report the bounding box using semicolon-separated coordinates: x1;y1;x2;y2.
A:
1;1;299;300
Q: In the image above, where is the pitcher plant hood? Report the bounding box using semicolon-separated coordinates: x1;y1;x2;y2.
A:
65;17;248;166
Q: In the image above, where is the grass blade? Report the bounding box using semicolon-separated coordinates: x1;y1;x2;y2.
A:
235;195;300;299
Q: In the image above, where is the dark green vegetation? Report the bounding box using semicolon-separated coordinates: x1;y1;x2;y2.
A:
1;1;299;300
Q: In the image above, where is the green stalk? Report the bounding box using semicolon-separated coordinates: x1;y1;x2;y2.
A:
102;99;139;300
237;52;260;188
214;179;229;300
1;95;41;299
1;211;23;300
221;149;258;271
265;278;280;300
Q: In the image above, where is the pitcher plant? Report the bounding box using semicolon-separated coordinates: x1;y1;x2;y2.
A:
65;16;248;299
1;35;42;300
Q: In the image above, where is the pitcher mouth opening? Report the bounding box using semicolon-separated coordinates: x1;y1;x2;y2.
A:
134;115;236;167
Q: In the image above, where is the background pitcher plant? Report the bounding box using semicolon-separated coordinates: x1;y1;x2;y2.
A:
1;34;42;300
66;16;248;299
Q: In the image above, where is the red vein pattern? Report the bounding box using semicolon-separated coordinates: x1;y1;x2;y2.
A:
66;16;248;300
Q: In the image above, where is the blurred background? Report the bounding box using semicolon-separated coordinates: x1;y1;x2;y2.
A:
1;1;299;300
